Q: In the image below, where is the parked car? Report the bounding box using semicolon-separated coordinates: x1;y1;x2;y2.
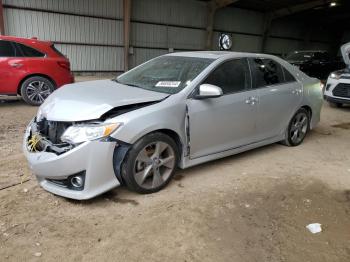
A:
23;52;323;200
286;50;344;80
324;43;350;107
0;35;74;105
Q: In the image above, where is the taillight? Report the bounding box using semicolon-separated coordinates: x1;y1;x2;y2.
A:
57;61;70;71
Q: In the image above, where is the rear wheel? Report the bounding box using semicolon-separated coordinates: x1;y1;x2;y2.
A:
20;76;55;106
282;108;309;147
121;133;179;194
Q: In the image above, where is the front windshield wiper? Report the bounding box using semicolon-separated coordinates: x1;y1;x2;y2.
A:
111;78;142;88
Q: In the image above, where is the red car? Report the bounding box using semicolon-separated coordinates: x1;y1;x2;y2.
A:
0;36;74;105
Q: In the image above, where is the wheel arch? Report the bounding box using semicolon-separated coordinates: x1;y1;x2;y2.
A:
17;73;57;95
151;129;183;159
300;105;312;122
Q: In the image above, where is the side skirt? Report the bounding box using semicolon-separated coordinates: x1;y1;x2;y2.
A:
179;135;283;169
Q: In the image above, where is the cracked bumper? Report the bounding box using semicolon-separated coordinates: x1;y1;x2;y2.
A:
23;125;120;200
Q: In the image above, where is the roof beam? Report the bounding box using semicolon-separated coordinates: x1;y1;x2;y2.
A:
205;0;239;50
123;0;131;71
271;0;331;19
0;0;5;35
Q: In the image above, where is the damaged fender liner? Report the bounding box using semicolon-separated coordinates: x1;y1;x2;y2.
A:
111;139;131;185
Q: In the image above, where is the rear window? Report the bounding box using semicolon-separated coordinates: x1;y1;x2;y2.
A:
51;45;65;57
250;58;284;88
16;43;45;57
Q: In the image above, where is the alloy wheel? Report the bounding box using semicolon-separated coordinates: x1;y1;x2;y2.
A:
25;80;52;104
290;112;308;144
133;141;176;189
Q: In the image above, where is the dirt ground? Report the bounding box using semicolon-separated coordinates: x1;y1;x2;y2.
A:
0;78;350;261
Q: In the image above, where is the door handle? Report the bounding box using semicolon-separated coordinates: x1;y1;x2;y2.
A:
292;89;302;95
10;62;23;68
245;97;259;105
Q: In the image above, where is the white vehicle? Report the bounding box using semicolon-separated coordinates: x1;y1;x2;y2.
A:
324;43;350;107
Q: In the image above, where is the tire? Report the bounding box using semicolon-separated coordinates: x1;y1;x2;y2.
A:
282;108;310;147
20;76;55;106
121;132;179;194
329;102;343;108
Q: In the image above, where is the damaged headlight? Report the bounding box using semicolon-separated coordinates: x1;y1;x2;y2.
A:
61;123;122;144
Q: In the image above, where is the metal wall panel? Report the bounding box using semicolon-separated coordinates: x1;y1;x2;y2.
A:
3;6;124;71
130;48;167;68
211;32;261;52
55;44;124;71
215;8;264;35
265;38;303;55
4;9;123;45
132;0;207;28
131;23;168;48
3;0;123;18
270;20;304;39
168;27;206;50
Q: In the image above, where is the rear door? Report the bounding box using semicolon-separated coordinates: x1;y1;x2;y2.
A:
187;58;259;159
249;58;302;141
0;40;22;94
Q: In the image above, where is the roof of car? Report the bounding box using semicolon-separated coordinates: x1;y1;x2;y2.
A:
0;35;51;45
166;51;277;60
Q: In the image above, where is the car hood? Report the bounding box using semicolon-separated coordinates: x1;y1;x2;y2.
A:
37;80;169;122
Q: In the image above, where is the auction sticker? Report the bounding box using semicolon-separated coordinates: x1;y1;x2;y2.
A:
155;81;181;88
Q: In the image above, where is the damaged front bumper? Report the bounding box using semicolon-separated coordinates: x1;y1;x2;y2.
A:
23;121;121;200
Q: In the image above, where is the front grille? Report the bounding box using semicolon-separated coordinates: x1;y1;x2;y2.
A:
36;119;71;144
27;118;74;154
332;83;350;98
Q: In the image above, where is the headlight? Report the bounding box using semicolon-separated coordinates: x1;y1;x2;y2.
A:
329;72;341;80
61;123;122;144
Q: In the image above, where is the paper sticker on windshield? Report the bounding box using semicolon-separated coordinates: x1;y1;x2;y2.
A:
155;81;181;88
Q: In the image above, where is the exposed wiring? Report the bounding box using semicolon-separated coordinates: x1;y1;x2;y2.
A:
27;134;42;152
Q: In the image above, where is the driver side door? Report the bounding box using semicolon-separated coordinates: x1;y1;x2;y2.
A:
187;58;258;159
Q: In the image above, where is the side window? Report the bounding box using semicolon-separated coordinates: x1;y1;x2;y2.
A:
0;40;16;57
16;43;45;57
313;52;329;61
204;58;250;94
251;58;284;88
283;67;296;82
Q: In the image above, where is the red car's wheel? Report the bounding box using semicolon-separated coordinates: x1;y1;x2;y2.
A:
20;76;55;106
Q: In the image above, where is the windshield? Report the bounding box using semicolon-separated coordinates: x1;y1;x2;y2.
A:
286;51;314;62
116;56;214;94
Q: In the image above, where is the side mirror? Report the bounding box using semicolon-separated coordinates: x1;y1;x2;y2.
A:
195;84;223;99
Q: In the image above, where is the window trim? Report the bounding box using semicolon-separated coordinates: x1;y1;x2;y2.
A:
189;57;253;99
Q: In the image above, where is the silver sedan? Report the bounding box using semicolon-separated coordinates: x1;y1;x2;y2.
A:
23;51;323;199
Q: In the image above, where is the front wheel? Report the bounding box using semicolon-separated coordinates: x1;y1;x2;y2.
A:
20;76;55;106
282;108;310;147
121;133;179;194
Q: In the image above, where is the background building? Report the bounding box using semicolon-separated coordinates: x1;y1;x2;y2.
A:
1;0;348;73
